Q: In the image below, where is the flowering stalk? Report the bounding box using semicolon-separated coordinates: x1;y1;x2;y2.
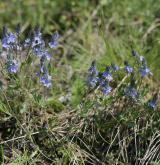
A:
0;26;59;88
86;49;159;109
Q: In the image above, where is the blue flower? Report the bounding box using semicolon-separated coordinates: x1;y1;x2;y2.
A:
41;50;51;61
139;61;152;77
32;36;43;47
147;94;158;109
32;46;42;57
32;47;51;60
88;60;98;76
7;33;16;43
111;63;120;72
49;31;59;48
124;61;133;73
40;73;52;88
139;66;152;77
7;59;19;73
100;80;112;95
32;28;44;48
102;66;113;81
102;85;112;95
2;32;16;49
87;76;99;88
148;100;156;109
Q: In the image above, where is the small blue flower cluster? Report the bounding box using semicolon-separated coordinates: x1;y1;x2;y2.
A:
87;61;119;95
0;26;59;88
87;50;159;109
131;50;152;77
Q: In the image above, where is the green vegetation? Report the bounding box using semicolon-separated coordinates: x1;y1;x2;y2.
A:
0;0;160;164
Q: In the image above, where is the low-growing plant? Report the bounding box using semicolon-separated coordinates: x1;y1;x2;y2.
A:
0;25;59;88
0;25;159;164
86;49;159;110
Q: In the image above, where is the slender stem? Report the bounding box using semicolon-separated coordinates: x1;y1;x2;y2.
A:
0;131;39;145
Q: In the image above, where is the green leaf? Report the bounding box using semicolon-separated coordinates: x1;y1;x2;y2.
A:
0;100;11;115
